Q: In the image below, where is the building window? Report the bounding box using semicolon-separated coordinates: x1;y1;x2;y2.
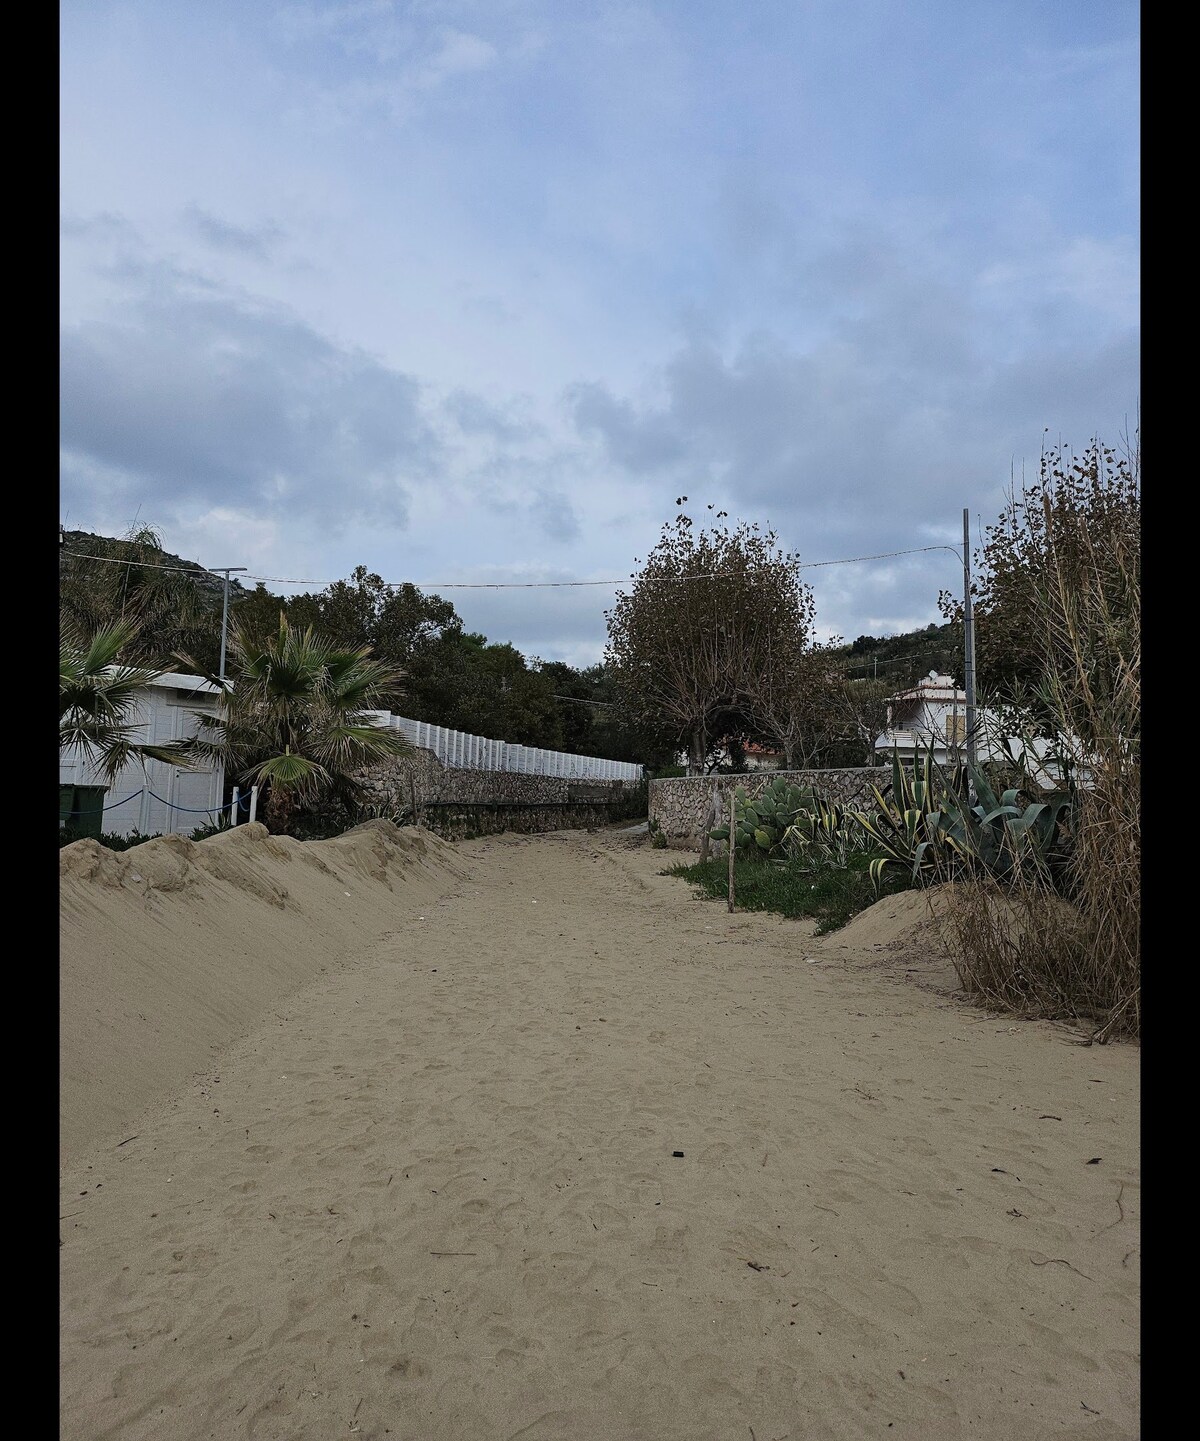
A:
945;713;966;744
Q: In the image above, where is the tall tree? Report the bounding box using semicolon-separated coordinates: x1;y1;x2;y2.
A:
605;505;817;773
939;435;1140;743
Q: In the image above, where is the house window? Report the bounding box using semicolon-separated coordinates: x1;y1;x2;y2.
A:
945;713;966;744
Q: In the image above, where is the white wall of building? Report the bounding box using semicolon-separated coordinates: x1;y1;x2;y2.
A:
60;672;227;837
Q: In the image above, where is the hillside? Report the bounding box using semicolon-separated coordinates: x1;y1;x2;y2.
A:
59;528;250;609
827;621;963;686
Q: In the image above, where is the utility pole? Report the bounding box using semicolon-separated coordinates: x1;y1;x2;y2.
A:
962;509;977;770
214;567;248;685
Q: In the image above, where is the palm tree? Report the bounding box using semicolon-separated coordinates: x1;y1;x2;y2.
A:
181;614;412;834
60;619;193;782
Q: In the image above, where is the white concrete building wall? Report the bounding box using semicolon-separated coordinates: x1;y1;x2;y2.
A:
60;674;226;838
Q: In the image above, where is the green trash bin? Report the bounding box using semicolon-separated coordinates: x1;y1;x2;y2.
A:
62;784;108;839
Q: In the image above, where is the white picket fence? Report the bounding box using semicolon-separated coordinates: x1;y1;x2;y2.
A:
363;712;643;782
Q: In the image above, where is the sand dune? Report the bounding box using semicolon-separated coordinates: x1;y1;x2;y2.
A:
60;821;466;1164
60;826;1139;1440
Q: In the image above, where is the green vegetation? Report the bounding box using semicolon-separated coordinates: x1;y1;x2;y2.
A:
60;618;194;782
60;541;672;769
58;826;162;851
709;776;872;868
853;747;1072;892
604;504;817;772
935;434;1140;1038
710;777;819;857
179;615;413;836
666;851;906;935
60;526;225;675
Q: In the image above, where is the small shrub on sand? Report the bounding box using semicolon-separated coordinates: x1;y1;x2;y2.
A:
666;852;907;935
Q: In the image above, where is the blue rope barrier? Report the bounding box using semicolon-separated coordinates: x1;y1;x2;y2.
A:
61;789;145;820
145;787;231;817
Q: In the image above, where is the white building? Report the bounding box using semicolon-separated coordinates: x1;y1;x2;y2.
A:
59;671;227;838
873;671;1083;787
874;672;972;765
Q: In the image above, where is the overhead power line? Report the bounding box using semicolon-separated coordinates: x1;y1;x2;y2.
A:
550;693;617;708
60;542;960;591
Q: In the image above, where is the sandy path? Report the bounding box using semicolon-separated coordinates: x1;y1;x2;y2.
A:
60;829;1139;1440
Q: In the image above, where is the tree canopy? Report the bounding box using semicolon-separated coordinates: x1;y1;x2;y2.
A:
938;434;1140;746
605;505;818;772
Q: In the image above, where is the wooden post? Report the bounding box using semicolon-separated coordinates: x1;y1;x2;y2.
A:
699;784;718;862
408;765;421;828
727;791;736;912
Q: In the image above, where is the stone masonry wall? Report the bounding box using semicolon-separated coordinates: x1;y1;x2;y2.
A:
649;768;884;843
352;748;644;839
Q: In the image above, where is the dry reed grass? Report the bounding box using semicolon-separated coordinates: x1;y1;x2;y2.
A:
942;436;1139;1040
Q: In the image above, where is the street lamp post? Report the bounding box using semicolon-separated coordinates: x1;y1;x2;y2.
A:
213;567;248;685
962;509;977;770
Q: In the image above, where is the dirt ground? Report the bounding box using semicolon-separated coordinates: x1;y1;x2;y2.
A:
60;824;1139;1440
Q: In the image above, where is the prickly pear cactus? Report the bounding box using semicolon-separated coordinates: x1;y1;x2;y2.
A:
708;776;817;858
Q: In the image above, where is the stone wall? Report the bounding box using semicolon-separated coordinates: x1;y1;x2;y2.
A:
649;767;884;842
350;748;645;840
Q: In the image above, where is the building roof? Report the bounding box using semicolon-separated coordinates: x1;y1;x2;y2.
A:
143;671;221;695
885;671;965;704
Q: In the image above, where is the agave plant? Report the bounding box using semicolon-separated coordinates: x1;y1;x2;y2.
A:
709;774;874;866
782;788;872;869
853;746;1073;892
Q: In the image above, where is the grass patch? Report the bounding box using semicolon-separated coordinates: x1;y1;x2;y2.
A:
664;851;908;934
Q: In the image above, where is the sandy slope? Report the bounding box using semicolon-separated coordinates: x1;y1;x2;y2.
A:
60;826;1139;1440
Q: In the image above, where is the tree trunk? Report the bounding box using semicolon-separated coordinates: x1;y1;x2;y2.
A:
688;726;707;776
264;784;293;835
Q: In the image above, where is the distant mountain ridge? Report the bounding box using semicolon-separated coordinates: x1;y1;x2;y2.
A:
59;529;251;609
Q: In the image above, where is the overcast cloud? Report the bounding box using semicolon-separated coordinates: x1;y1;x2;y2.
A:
60;0;1138;665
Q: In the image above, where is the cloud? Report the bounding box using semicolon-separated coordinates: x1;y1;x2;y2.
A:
531;487;580;544
60;259;439;536
61;211;142;245
567;381;687;472
182;206;285;261
561;251;1139;647
442;388;537;443
415;29;497;89
273;3;504;129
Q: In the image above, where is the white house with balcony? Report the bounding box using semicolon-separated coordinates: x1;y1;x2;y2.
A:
60;671;227;838
874;672;972;765
873;671;1084;787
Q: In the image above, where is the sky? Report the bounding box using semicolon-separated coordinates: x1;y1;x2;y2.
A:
60;0;1139;668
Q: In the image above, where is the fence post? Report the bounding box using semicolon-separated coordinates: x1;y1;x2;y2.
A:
249;785;259;824
231;786;240;825
727;791;736;913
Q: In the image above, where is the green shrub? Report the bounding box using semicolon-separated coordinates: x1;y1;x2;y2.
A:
709;776;871;869
189;817;234;842
852;747;1073;893
59;827;163;851
665;851;907;934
